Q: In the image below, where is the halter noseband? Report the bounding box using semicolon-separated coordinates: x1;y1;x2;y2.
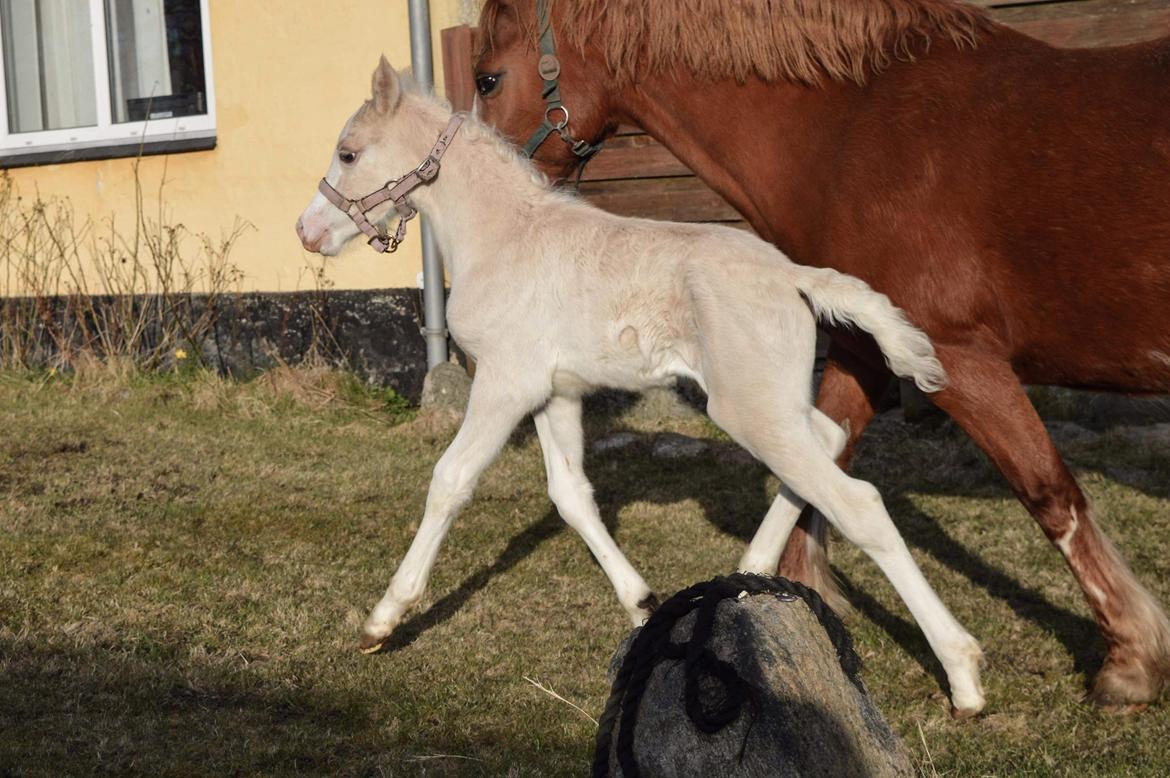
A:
318;114;464;254
519;0;604;164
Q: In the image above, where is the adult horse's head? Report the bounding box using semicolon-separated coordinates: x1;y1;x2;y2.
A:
474;0;613;180
297;57;460;256
474;0;990;180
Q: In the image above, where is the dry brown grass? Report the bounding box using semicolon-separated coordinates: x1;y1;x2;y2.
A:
2;371;1170;775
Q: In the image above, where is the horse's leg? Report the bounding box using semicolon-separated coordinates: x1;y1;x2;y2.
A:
709;394;984;716
928;348;1170;708
534;394;656;623
359;374;539;653
776;345;894;611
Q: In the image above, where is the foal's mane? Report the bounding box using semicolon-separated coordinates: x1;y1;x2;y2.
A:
481;0;992;85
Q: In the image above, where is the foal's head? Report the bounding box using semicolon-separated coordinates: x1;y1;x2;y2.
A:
296;58;420;256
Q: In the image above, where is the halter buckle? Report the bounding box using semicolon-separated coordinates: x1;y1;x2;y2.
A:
415;155;440;181
570;138;597;159
369;233;401;254
544;104;569;131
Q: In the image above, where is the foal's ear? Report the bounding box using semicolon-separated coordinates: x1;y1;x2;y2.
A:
372;55;402;114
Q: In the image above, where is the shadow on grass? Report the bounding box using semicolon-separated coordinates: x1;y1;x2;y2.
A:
587;437;773;542
0;637;582;775
881;493;1102;677
0;640;367;775
380;508;566;654
831;568;950;695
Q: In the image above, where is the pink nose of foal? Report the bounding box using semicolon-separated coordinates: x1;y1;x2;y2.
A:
296;217;324;253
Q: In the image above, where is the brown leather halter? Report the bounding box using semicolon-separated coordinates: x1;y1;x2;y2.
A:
318;114;464;253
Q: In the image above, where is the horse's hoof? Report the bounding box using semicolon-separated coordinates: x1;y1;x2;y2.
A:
358;633;389;654
1087;657;1165;708
1099;702;1149;716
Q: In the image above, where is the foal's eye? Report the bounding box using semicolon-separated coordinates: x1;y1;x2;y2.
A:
339;150;357;164
475;72;501;97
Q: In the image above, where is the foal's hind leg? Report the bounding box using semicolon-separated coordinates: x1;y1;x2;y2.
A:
534;395;656;623
738;408;847;575
710;398;984;715
776;344;894;611
928;347;1170;708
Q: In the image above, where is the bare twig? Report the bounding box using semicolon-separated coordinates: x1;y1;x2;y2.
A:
404;753;484;763
917;721;941;778
0;158;244;374
523;675;599;726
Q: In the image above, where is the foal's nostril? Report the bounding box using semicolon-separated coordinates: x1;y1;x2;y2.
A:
296;218;325;252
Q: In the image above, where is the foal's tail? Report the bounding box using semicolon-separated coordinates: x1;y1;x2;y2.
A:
794;266;947;393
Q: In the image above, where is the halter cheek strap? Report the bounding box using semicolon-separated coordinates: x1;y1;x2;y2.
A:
318;113;464;254
520;0;604;162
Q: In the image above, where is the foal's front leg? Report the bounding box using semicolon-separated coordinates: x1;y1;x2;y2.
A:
360;376;537;653
534;395;657;623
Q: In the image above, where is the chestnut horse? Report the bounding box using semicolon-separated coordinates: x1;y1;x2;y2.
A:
473;0;1170;708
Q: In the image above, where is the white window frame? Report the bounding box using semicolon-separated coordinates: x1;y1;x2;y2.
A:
0;0;216;164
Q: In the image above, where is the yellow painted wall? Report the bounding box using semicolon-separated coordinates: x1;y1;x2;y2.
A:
6;0;468;293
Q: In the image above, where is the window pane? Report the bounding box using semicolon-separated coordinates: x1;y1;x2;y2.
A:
105;0;206;123
1;0;98;134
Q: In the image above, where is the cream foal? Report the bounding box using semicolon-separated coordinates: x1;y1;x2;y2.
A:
297;59;985;715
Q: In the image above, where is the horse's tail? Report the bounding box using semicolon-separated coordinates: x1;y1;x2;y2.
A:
793;266;946;393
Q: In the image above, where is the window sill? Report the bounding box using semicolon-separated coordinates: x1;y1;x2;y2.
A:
0;132;216;169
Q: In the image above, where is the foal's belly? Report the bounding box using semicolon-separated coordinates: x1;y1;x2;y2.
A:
552;344;707;397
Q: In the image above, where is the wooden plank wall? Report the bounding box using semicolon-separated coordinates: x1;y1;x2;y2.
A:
443;1;1170;226
984;0;1170;48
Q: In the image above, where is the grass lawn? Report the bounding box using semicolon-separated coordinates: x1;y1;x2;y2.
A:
2;369;1170;776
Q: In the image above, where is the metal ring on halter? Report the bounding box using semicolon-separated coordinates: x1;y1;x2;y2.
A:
545;104;569;130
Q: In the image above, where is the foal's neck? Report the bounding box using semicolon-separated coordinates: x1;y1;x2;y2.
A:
400;100;552;286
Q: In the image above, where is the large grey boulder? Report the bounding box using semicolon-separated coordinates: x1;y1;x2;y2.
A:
596;577;912;778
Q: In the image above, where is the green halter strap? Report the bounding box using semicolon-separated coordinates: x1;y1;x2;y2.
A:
520;0;605;162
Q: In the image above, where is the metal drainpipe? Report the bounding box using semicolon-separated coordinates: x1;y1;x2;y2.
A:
408;0;448;370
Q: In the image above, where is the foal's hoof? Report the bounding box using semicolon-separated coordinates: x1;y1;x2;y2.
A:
626;593;663;626
358;632;390;655
637;593;662;614
949;704;983;721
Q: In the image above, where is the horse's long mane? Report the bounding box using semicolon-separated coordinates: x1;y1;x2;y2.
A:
481;0;992;85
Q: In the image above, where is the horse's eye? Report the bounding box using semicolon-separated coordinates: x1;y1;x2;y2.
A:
339;150;357;164
475;72;501;97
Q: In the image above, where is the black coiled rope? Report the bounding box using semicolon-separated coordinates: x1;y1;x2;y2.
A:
592;573;861;778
